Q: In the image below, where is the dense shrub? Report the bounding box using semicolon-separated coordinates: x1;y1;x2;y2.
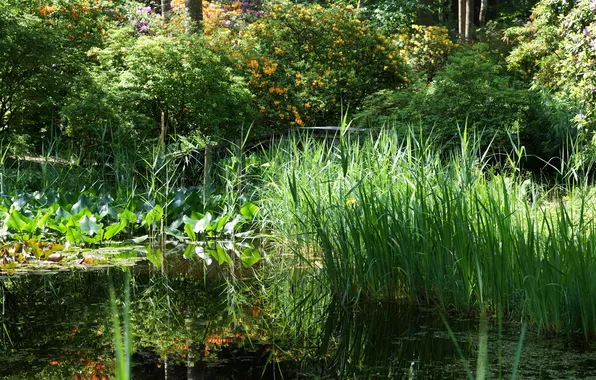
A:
393;25;455;81
357;43;551;153
236;3;407;128
507;0;596;133
63;25;255;143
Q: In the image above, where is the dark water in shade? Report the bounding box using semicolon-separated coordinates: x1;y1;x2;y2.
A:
0;253;595;379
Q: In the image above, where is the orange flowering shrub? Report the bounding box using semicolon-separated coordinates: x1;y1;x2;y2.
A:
236;4;407;128
36;0;127;45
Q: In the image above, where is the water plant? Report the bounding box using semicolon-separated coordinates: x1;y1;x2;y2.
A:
256;128;596;337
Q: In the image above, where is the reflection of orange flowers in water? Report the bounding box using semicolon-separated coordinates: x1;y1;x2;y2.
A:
204;332;243;356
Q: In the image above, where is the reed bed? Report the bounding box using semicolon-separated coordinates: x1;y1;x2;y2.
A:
258;128;596;337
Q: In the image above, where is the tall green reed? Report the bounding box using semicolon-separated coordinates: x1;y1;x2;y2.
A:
259;128;596;337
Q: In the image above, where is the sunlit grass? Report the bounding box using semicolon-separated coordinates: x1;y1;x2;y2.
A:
258;127;596;337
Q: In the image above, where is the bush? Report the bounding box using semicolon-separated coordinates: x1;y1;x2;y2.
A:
393;24;455;81
236;3;407;128
63;25;255;143
507;0;596;131
357;43;553;153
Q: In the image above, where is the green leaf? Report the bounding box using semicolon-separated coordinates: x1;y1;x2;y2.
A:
223;215;241;235
183;212;212;234
71;194;92;215
183;244;196;259
145;246;162;269
240;202;260;220
55;207;72;223
211;244;232;265
66;227;85;244
79;215;101;236
165;227;186;241
7;209;34;233
184;222;197;241
104;220;127;240
240;247;261;268
120;210;137;224
143;204;164;226
37;203;59;229
195;212;212;233
213;215;230;233
194;245;212;265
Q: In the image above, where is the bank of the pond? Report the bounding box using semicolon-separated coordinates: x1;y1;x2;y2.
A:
3;128;596;340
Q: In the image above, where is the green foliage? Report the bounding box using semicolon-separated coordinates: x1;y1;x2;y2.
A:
358;43;546;152
237;3;407;128
63;26;255;142
0;188;263;247
506;0;596;134
261;130;596;336
393;24;455;81
0;2;62;137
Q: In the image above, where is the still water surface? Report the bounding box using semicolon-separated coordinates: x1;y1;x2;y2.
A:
0;253;594;379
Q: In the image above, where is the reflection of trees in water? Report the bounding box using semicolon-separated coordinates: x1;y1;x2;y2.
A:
0;264;285;379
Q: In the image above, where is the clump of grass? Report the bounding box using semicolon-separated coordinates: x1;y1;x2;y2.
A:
259;127;596;337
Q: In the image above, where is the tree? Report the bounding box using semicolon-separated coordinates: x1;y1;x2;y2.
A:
185;0;203;32
161;0;171;18
0;3;61;135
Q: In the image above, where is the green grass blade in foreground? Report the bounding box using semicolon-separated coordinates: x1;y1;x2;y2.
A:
442;315;474;380
109;272;131;380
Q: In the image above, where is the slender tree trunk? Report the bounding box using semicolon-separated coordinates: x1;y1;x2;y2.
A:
458;0;466;38
185;0;203;33
465;0;474;40
479;0;488;26
161;0;171;19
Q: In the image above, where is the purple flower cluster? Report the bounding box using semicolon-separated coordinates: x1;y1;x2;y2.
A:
221;0;265;29
136;6;152;15
129;6;154;33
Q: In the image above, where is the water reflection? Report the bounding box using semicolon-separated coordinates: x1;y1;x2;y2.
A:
0;258;594;379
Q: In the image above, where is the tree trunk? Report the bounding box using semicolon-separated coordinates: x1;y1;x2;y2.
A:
185;0;203;33
479;0;488;26
458;0;466;39
465;0;474;40
161;0;171;19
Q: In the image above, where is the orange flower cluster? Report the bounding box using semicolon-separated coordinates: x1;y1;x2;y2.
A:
39;5;56;16
236;3;405;128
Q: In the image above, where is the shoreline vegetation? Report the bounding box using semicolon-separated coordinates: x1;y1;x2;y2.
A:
3;128;596;340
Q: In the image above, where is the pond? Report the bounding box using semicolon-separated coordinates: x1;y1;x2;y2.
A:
0;252;595;379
